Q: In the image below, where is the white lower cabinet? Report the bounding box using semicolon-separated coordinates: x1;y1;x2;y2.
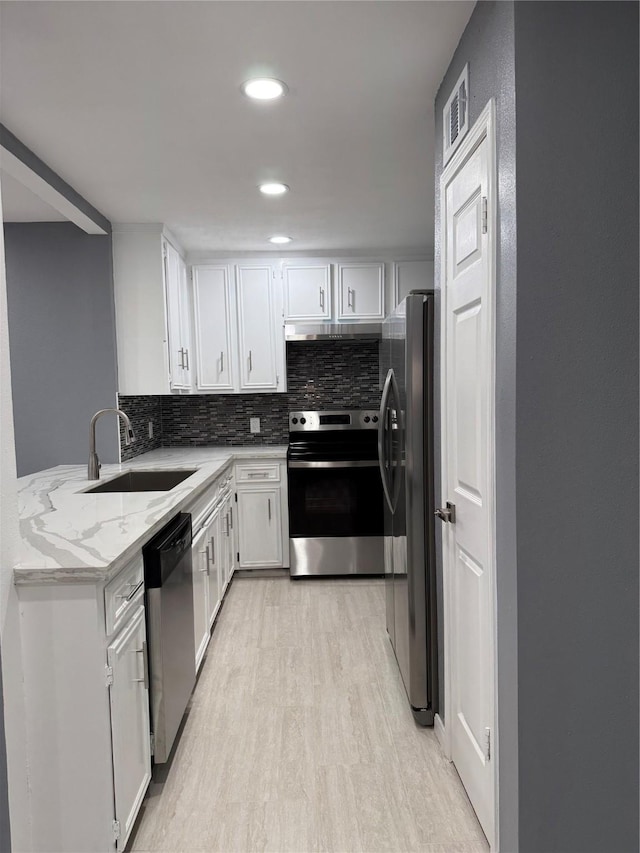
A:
192;522;212;672
235;460;289;569
188;471;236;672
108;605;152;850
16;555;152;853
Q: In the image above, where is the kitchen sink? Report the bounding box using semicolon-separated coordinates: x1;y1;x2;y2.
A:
85;469;198;494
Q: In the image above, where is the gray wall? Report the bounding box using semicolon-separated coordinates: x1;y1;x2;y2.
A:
513;3;638;851
434;3;519;849
435;2;639;851
4;222;119;476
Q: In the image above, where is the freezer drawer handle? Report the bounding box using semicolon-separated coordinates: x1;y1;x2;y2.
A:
435;502;456;524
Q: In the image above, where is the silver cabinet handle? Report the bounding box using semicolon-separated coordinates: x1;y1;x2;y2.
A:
319;286;324;310
248;471;269;479
179;348;185;369
225;513;230;536
347;287;353;309
202;544;210;573
184;348;189;370
134;642;149;689
210;535;215;565
229;507;233;529
248;350;253;372
220;350;224;372
267;498;271;522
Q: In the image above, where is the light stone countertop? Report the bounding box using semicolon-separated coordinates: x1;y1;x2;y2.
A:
15;446;287;586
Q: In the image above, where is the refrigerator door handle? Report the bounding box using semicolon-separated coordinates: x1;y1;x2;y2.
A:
378;369;395;512
388;369;403;509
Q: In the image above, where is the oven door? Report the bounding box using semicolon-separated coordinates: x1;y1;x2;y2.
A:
287;460;383;538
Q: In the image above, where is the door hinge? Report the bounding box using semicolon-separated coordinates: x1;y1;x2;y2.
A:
105;665;113;687
112;819;121;841
150;732;155;755
481;196;488;234
234;492;237;503
484;727;491;761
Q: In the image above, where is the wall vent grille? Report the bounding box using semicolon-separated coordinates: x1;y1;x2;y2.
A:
443;65;469;163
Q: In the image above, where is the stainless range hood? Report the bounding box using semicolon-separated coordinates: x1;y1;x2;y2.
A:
285;323;381;342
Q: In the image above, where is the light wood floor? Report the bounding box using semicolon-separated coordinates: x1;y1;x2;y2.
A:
129;577;488;853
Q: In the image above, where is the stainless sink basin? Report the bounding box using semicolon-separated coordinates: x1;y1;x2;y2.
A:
85;469;198;494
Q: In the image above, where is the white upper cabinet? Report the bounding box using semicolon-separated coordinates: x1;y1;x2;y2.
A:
192;265;235;392
164;240;192;391
337;262;385;320
283;263;332;322
236;264;278;391
393;259;434;307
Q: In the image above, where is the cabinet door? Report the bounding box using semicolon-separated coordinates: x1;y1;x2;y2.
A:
283;263;331;321
192;526;210;672
237;488;282;568
206;509;221;628
393;260;434;307
220;493;233;590
177;254;193;389
108;606;151;850
165;241;190;390
337;262;385;320
236;265;278;391
192;265;236;392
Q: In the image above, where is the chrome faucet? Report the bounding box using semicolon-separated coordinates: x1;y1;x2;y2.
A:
88;408;135;480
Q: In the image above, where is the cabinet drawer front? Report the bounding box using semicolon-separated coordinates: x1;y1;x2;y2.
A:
105;555;144;637
187;468;232;530
235;463;280;483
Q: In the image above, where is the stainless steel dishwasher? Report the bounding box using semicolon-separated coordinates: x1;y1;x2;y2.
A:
143;513;195;764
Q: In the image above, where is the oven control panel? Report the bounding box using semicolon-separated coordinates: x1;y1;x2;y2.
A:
289;410;380;431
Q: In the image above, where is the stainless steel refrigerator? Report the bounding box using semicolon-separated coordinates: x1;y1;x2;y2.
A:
378;291;438;725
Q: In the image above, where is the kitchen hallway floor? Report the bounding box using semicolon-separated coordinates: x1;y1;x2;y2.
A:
128;577;488;853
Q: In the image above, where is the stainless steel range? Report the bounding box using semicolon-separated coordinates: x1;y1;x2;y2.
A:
287;409;384;577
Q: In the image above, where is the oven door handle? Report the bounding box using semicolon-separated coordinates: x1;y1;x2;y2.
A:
288;460;379;469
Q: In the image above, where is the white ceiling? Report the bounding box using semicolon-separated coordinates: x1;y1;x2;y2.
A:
0;1;473;254
0;170;67;222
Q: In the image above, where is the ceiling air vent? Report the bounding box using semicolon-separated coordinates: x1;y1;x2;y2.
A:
443;65;469;164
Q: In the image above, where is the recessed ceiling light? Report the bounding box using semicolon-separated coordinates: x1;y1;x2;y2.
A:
269;235;292;245
242;78;287;101
259;182;289;196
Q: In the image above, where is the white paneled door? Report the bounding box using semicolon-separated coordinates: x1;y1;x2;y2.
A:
441;106;496;848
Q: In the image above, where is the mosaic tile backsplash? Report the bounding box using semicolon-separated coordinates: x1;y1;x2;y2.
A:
119;341;380;460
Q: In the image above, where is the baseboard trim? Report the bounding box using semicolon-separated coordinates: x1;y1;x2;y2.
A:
434;713;449;757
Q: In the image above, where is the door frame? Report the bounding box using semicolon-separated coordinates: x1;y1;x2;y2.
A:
438;99;499;850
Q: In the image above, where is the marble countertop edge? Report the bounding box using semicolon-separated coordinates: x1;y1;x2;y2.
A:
14;445;287;586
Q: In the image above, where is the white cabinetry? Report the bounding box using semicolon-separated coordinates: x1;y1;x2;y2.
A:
112;225;190;395
337;262;385;320
283;262;332;321
235;461;289;569
108;605;152;849
192;522;212;672
17;555;151;852
164;239;192;391
192;265;236;392
236;264;279;391
190;262;284;394
188;468;235;672
393;259;434;306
